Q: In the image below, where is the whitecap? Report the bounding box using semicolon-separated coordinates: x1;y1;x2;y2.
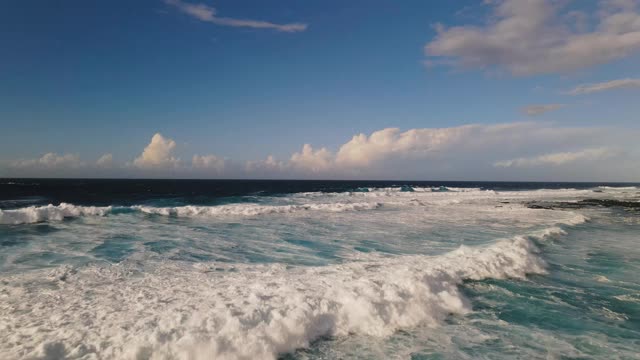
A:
133;201;383;217
0;203;113;225
0;230;557;360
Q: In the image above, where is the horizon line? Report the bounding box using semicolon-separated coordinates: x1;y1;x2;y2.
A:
1;177;639;184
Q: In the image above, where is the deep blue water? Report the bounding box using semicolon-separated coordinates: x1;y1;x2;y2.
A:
1;178;637;208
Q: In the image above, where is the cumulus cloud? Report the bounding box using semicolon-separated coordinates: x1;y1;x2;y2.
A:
96;154;113;168
245;155;286;173
425;0;640;75
3;125;638;181
165;0;307;32
568;78;640;94
206;122;628;180
7;153;116;176
12;153;83;169
237;122;635;180
335;127;469;167
333;122;605;170
133;133;180;169
289;144;333;173
522;104;564;116
192;154;225;172
493;147;617;167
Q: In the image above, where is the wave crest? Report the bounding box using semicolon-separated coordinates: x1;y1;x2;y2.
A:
0;201;383;224
0;229;561;360
133;202;383;217
0;203;113;225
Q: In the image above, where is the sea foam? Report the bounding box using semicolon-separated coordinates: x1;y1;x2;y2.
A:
0;201;382;225
133;201;383;217
0;184;622;225
0;203;113;225
0;227;568;360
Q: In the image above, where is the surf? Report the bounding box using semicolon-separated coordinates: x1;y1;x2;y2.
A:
0;225;572;360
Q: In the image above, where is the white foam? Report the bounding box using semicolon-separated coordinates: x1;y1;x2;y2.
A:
0;230;557;360
133;201;382;217
531;226;567;240
0;203;113;225
562;213;590;226
597;186;638;190
613;293;640;303
597;307;629;321
350;187;601;203
0;201;383;225
0;185;598;227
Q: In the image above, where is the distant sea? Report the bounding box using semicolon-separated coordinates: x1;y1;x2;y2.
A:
1;179;639;359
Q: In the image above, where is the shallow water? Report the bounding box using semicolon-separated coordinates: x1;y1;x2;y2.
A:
0;180;639;359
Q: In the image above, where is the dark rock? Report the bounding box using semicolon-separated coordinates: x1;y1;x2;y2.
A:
577;199;640;208
526;198;640;210
527;204;553;210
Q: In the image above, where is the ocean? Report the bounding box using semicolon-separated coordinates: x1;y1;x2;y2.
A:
0;179;639;359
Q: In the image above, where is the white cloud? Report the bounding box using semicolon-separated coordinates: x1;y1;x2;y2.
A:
192;154;225;172
494;147;617;167
133;133;180;169
568;78;640;94
235;122;634;180
231;122;629;180
522;104;564;116
3;125;638;181
96;153;113;168
12;153;83;169
289;144;333;173
245;155;286;173
165;0;307;32
336;127;470;167
333;122;603;169
425;0;640;75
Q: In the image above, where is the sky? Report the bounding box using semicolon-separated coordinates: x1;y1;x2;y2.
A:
1;0;640;181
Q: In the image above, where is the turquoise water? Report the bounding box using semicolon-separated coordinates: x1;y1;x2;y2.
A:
0;183;639;359
301;209;640;360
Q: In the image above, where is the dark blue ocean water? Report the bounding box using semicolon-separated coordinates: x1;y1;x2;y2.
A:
1;179;636;208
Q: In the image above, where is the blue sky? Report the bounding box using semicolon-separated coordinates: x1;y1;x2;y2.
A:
1;0;639;180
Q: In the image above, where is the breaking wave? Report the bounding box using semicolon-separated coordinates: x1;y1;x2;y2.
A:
1;227;566;360
0;203;114;225
134;202;383;217
0;185;602;225
597;186;638;190
0;201;384;225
